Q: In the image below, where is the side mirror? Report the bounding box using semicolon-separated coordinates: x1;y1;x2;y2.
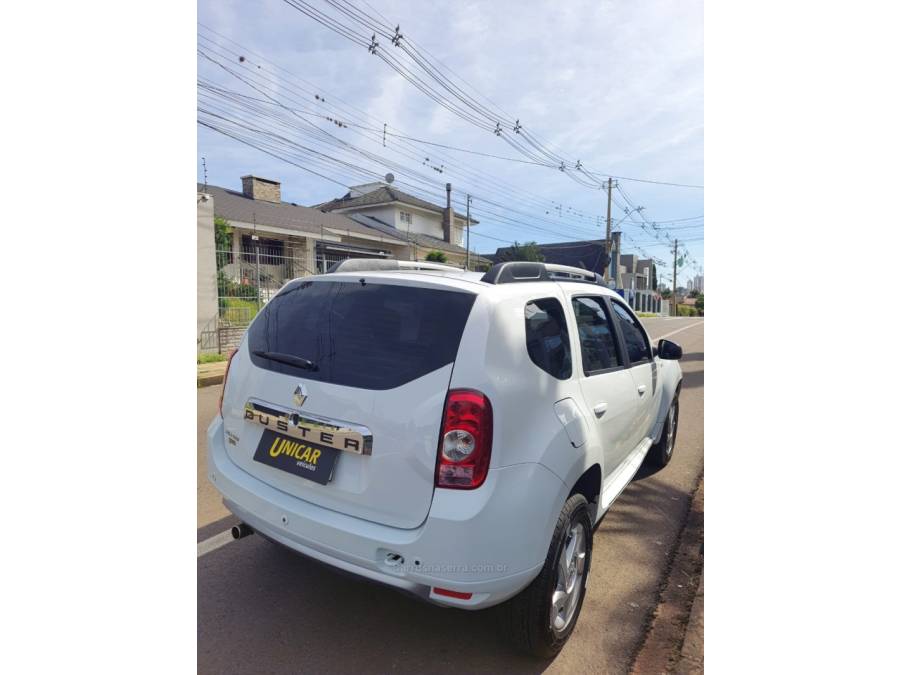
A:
657;339;683;360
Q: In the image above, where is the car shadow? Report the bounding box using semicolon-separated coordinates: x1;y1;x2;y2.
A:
197;514;239;544
198;535;552;674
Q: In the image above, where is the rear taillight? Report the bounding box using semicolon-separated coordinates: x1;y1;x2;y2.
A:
435;389;493;490
218;349;238;417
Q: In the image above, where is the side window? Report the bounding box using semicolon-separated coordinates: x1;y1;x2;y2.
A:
571;297;622;374
524;298;572;379
611;301;651;364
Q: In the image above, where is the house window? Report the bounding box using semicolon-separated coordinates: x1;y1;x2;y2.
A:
399;211;412;226
241;235;284;265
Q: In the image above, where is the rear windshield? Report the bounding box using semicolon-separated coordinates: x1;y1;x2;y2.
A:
247;279;476;390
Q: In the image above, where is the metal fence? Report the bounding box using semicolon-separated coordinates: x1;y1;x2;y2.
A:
315;249;350;274
199;246;312;353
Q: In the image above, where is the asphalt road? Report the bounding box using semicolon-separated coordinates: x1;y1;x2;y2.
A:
197;317;704;673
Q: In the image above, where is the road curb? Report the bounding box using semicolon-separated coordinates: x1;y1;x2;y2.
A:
630;474;704;674
197;361;228;388
197;373;225;388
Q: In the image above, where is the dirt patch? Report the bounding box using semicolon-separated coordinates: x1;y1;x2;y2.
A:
630;475;704;674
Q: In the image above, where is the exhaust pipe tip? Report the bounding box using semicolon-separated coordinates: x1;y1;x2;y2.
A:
231;523;254;540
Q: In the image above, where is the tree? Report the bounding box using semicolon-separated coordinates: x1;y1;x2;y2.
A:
214;216;233;252
695;293;704;314
425;250;447;263
495;241;545;263
689;289;700;298
660;288;673;300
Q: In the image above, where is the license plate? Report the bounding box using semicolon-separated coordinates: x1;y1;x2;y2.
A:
253;429;339;485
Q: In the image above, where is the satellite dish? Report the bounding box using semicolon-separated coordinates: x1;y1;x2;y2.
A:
384;173;395;184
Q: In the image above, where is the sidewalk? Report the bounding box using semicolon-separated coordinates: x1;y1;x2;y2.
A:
197;360;228;387
630;476;704;674
674;569;703;674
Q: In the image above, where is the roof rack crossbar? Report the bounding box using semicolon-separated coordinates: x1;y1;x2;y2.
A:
480;262;603;286
326;258;462;274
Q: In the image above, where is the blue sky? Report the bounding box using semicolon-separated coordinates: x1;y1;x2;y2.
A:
197;0;703;284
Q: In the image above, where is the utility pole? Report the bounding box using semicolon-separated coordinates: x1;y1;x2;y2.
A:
465;194;471;270
604;177;614;283
672;238;679;317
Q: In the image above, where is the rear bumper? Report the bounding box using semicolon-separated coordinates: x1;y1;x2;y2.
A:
207;416;563;609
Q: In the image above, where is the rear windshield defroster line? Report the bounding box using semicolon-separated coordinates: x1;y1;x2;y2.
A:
247;279;476;390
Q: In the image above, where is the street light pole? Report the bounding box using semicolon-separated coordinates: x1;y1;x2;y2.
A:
465;194;471;270
672;238;679;317
604;177;613;283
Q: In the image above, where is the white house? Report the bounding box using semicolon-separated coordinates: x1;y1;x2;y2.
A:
317;182;478;252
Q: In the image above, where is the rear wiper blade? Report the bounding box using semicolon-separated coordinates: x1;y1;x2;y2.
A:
252;350;318;371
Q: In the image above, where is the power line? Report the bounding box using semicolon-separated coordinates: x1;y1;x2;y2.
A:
199;27;702;237
197;45;615;235
198;37;700;248
198;28;701;265
196;32;601;222
273;1;704;190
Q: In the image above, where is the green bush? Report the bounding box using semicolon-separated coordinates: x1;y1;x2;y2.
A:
197;352;227;364
215;216;233;251
426;250;448;263
676;305;699;317
219;297;259;324
494;241;545;262
217;269;258;300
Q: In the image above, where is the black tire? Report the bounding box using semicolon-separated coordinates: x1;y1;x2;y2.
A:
497;493;593;658
648;395;679;468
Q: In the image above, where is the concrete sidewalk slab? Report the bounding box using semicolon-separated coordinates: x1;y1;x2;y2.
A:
197;361;228;387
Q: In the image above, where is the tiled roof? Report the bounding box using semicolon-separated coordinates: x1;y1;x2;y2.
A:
198;183;403;241
348;214;483;257
317;185;473;222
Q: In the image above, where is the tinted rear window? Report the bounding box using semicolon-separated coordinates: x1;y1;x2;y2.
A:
524;298;572;379
247;280;476;390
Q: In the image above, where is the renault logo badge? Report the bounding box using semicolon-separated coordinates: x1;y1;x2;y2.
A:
293;384;308;408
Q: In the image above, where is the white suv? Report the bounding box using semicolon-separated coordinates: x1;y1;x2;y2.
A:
207;259;683;657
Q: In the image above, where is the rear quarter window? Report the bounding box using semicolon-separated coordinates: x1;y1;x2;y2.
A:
524;298;572;379
247;279;476;390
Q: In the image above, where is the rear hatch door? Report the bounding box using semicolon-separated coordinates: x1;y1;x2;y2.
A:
220;275;477;529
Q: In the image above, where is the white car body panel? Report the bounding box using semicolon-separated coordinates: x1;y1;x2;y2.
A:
208;266;682;609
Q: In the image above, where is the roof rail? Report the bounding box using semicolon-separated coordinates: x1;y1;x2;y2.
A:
481;262;602;285
326;258;463;274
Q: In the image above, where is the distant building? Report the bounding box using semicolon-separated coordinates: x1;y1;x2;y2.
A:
692;274;704;293
490;234;664;314
490;239;609;273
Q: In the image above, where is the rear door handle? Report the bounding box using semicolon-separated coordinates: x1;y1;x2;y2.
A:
592;402;608;418
637;385;647;396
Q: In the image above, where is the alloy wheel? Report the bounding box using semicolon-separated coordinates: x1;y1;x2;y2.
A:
665;403;678;457
550;521;586;634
